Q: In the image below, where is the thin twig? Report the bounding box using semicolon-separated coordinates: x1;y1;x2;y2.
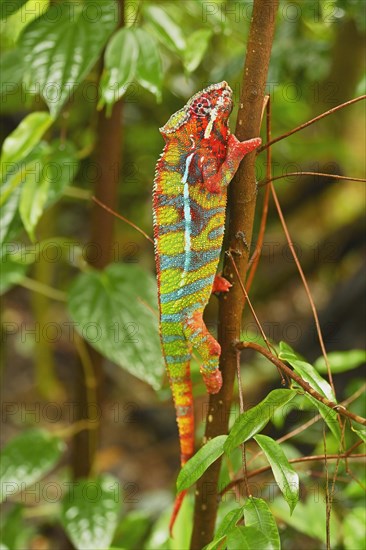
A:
236;341;366;426
259;171;366;187
258;95;366;152
270;183;335;394
92;195;154;244
227;251;275;356
323;428;330;550
235;349;251;497
221;453;366;494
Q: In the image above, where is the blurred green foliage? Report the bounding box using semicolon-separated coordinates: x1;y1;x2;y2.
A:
0;1;365;549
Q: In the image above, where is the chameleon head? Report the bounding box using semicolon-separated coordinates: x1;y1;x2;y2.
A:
159;81;233;139
188;81;233;125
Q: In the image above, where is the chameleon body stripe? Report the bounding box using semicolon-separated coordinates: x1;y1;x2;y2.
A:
152;81;261;533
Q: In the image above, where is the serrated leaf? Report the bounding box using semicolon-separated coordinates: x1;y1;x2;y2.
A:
143;5;186;53
314;350;366;374
177;435;227;493
226;525;272;550
99;27;139;109
0;0;28;20
224;389;296;454
68;263;164;389
184;29;212;72
134;29;162;102
0;112;53;169
19;0;118;116
0;48;24;96
61;475;120;550
244;497;280;549
254;435;299;514
0;429;65;502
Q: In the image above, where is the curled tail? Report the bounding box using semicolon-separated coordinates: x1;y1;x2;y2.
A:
162;337;194;536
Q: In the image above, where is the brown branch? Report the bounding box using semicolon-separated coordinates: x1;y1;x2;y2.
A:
190;2;280;548
257;95;366;152
270;183;335;394
259;171;366;187
72;0;125;480
221;453;366;494
236;341;366;426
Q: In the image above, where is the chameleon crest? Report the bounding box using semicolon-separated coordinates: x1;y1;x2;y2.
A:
153;81;261;533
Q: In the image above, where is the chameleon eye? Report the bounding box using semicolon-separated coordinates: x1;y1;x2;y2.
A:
191;96;211;117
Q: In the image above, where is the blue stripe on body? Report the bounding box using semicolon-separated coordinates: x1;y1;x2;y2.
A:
208;226;225;240
182;153;194;275
161;274;214;304
160;248;221;271
165;354;191;364
161;334;186;343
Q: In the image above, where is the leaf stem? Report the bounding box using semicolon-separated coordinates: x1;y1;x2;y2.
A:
20;277;67;301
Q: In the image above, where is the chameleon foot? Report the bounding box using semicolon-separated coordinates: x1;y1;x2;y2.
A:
212;274;232;293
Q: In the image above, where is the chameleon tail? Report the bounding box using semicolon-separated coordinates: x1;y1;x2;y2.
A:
163;339;194;536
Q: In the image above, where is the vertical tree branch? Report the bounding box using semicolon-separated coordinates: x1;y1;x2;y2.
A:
72;0;125;479
190;2;279;547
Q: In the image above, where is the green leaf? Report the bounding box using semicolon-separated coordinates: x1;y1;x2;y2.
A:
343;507;366;550
19;141;78;240
351;426;366;444
0;429;65;502
19;159;49;240
143;5;186;53
224;389;296;454
0;112;53;169
279;343;341;441
0;253;29;294
314;350;366;374
279;348;335;401
184;29;212;72
135;29;163;102
0;0;28;20
204;506;245;550
0;504;32;550
0;48;24;96
306;394;341;441
68;263;164;390
0;185;22;246
227;526;272;550
254;435;299;514
19;0;118;116
177;435;227;493
61;475;121;550
100;28;139;109
244;497;280;550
